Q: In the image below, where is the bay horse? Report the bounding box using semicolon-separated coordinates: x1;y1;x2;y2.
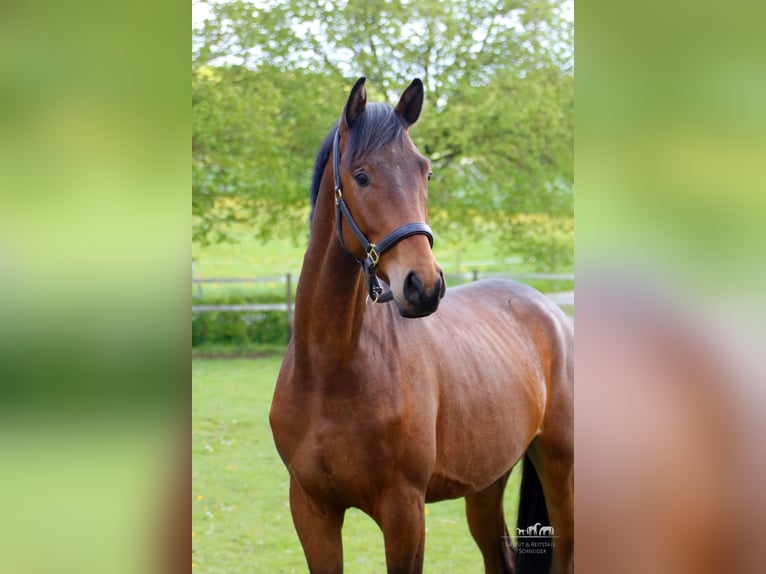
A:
270;77;573;574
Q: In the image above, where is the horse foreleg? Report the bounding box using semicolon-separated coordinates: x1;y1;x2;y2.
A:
465;471;516;574
289;478;345;574
376;485;427;574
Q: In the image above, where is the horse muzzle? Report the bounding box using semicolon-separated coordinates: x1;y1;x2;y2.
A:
396;268;446;318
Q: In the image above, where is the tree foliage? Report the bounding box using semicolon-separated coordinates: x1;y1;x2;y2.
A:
192;64;340;243
193;0;573;269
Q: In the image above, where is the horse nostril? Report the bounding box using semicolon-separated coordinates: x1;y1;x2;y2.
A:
403;271;424;305
404;270;445;307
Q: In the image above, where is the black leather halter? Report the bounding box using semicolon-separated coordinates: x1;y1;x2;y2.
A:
332;129;434;303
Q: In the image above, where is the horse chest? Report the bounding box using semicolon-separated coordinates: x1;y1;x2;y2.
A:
282;381;434;500
286;413;404;504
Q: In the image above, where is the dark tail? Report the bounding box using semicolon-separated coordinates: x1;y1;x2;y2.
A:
516;454;552;574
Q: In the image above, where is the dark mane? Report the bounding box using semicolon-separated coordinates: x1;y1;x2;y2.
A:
309;126;337;219
309;103;405;219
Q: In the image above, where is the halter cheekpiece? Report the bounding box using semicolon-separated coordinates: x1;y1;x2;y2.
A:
332;129;434;303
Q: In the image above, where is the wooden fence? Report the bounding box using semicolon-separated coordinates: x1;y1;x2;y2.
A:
192;272;573;314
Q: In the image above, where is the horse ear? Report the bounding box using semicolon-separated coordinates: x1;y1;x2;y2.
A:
395;78;424;127
343;77;367;130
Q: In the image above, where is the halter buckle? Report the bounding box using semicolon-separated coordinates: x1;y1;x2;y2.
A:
334;187;342;201
366;244;380;266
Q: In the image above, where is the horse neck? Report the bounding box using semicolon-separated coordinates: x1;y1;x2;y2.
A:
293;169;369;374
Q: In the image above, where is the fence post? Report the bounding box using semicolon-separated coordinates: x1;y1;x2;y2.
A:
472;269;479;282
286;273;293;342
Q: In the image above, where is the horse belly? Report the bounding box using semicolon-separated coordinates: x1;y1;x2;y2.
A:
428;355;547;496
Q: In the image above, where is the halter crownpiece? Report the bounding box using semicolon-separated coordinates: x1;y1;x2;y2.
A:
332;129;434;303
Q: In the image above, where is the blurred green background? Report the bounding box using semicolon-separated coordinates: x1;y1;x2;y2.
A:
0;2;189;574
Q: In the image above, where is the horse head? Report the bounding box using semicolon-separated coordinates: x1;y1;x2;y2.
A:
335;77;445;317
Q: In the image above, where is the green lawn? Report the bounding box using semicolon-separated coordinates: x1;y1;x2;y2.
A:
191;225;553;279
192;356;522;573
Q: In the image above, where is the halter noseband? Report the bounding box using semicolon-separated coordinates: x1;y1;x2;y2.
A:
332;129;434;303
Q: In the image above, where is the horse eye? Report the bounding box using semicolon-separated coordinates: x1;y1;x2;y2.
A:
353;172;370;187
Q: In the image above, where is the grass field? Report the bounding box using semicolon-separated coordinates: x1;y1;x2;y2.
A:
192;356;523;573
192;227;538;279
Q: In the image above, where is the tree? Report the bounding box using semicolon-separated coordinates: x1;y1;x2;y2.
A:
193;0;573;269
192;65;341;244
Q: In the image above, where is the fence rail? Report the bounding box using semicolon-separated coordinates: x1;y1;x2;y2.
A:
191;303;289;312
192;272;574;286
192;272;573;312
192;276;288;284
450;272;574;281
